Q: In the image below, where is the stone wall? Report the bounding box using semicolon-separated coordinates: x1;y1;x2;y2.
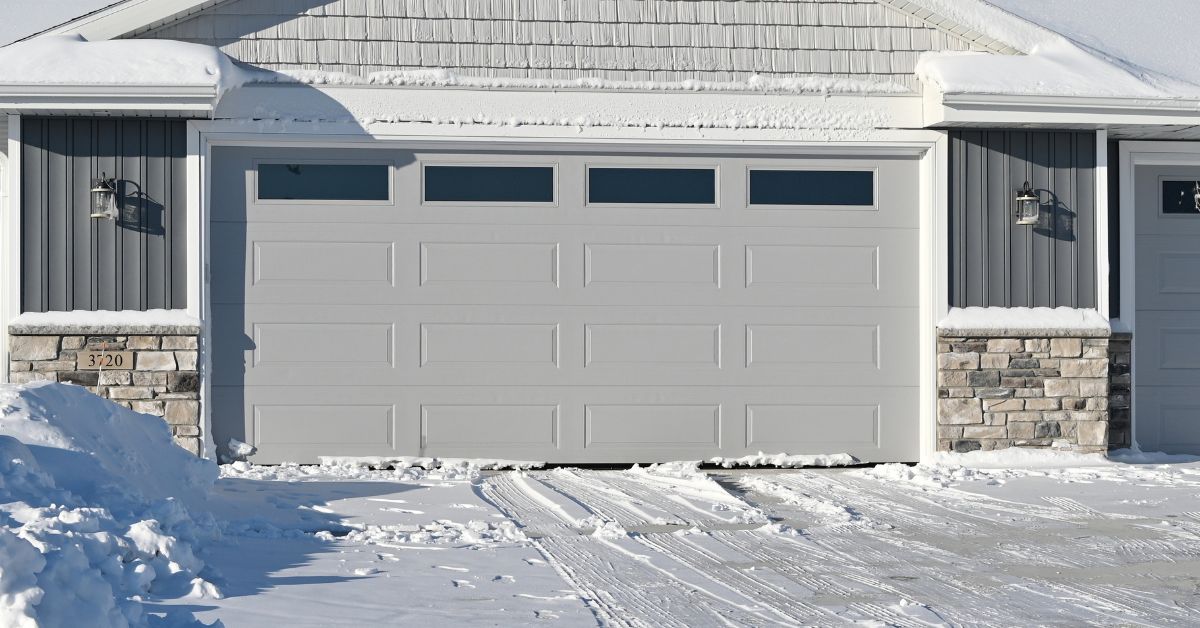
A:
8;322;202;455
1107;332;1132;449
937;328;1111;454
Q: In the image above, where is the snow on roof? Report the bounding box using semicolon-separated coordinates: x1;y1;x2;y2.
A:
914;0;1200;100
0;0;117;47
0;34;260;95
987;0;1200;94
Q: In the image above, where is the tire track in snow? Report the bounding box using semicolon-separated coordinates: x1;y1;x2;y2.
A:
480;472;575;535
539;535;777;628
634;531;836;626
484;472;775;627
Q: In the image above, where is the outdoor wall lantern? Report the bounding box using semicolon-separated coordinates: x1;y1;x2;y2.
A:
90;175;117;220
1014;181;1039;225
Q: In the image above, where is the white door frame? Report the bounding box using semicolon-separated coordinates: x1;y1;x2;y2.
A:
0;114;19;383
1118;140;1200;451
188;122;948;462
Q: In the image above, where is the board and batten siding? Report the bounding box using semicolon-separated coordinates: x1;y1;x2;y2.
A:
20;118;187;313
949;130;1097;309
133;0;999;90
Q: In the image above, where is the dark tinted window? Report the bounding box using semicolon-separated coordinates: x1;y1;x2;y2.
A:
424;166;554;203
1162;180;1200;214
749;169;874;206
588;168;715;204
258;164;390;201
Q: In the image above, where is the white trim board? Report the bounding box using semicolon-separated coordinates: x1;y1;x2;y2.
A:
1;115;19;384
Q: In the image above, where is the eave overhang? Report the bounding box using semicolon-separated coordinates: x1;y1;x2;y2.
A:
0;83;216;117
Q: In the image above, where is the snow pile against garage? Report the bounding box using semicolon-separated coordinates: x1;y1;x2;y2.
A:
0;382;219;628
0;34;261;96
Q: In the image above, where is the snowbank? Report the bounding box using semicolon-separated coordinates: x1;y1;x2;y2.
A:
0;383;219;627
10;309;200;335
0;34;261;96
708;452;857;469
938;306;1109;335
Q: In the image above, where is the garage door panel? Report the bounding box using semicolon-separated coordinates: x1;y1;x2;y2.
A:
217;222;915;308
215;385;917;463
1130;311;1200;386
1131;387;1200;454
217;304;916;387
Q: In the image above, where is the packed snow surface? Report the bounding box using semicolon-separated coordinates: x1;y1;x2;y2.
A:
938;306;1110;332
0;35;259;96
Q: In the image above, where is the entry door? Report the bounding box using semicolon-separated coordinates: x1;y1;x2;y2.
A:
209;145;922;464
1135;164;1200;452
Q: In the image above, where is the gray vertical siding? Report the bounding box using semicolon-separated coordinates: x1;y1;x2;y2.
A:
949;130;1096;309
21;118;187;313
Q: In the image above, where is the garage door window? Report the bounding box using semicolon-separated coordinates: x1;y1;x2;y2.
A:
748;169;875;207
1161;180;1200;214
423;165;555;203
587;167;716;205
257;163;391;201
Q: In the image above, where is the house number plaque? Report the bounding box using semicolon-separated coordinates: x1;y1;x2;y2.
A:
78;351;134;370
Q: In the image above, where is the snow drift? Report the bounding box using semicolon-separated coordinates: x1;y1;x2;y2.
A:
0;383;219;627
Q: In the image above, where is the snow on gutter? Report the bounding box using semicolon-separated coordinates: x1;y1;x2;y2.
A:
0;34;257;116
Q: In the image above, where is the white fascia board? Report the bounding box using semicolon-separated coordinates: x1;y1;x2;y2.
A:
38;0;212;41
925;88;1200;128
215;84;926;140
0;84;215;116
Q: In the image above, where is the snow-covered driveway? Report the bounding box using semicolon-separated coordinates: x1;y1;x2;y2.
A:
166;455;1200;627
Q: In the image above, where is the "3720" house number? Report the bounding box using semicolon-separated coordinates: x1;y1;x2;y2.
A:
78;351;134;370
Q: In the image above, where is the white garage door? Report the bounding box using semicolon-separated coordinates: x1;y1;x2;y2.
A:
1135;163;1200;453
210;146;920;463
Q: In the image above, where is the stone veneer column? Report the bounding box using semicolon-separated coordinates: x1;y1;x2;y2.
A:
937;324;1113;454
8;319;202;455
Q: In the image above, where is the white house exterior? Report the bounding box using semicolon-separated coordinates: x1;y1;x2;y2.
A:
0;0;1196;464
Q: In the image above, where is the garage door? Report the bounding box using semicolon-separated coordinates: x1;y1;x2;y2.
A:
210;146;920;463
1135;163;1200;453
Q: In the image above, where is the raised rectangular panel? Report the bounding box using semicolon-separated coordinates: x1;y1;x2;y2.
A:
420;242;558;286
253;241;393;285
747;404;880;447
747;325;879;367
422;405;558;447
585;404;720;447
746;245;878;288
1161;405;1200;447
585;324;720;367
1158;253;1200;293
253;323;393;366
253;404;393;446
585;243;719;287
420;323;559;366
1159;328;1200;369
